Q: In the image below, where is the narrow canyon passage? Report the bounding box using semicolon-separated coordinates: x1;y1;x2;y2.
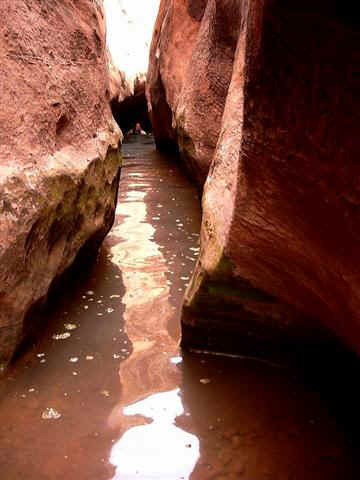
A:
0;137;359;479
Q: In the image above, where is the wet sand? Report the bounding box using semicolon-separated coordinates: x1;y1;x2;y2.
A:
0;136;359;479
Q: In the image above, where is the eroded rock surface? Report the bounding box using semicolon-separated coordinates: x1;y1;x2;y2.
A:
107;49;132;105
0;0;122;367
147;0;240;185
148;1;360;358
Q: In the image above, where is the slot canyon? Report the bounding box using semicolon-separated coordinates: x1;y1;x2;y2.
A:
0;0;359;479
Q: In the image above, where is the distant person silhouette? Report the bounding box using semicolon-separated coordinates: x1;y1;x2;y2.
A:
129;122;147;135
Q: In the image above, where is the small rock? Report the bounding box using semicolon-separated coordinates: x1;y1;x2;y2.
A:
64;323;77;331
200;378;211;384
41;408;62;420
52;333;71;340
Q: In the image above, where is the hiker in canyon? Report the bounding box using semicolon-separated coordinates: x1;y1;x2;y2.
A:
131;122;147;135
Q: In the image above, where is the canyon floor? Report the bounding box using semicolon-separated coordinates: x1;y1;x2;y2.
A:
0;136;359;479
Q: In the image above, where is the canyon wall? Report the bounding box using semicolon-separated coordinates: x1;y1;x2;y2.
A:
147;0;360;358
0;0;122;368
107;49;132;106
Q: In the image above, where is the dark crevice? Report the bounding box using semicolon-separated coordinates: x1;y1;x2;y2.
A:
111;87;152;134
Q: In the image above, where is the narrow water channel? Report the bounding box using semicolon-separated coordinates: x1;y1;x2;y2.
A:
0;137;359;479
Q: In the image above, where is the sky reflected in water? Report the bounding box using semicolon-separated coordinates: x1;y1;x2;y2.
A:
110;388;199;479
106;148;200;478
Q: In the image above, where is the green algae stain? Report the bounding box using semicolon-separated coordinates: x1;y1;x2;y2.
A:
207;282;274;303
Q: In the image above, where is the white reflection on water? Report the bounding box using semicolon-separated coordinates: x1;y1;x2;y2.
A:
107;167;199;479
109;389;199;480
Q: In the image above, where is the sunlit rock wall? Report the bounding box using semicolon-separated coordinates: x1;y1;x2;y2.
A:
148;0;360;359
0;0;122;369
147;0;238;184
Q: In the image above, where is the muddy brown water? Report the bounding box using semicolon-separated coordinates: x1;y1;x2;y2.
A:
0;136;359;479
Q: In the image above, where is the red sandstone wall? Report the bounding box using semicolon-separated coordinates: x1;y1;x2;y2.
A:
148;0;360;357
0;0;122;367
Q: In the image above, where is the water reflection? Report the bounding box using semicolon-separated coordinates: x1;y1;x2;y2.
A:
104;138;360;480
109;388;199;479
106;150;200;478
0;137;359;479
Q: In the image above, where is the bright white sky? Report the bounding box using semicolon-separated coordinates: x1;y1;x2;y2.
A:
103;0;160;80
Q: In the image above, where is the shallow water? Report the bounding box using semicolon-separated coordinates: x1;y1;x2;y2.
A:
0;136;359;479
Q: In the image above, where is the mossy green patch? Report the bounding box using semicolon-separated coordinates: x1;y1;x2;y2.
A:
207;282;274;303
212;254;234;280
105;147;122;170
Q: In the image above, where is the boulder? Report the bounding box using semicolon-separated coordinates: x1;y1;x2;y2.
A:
0;0;122;368
148;1;360;358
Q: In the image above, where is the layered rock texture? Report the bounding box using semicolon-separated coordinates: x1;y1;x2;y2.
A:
0;0;122;367
148;1;360;358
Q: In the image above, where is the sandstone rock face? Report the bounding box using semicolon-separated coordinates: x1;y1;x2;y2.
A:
149;1;360;358
0;0;122;368
107;50;132;105
147;0;240;185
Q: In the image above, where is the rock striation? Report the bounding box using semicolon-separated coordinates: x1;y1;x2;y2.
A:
147;0;360;358
0;0;122;368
